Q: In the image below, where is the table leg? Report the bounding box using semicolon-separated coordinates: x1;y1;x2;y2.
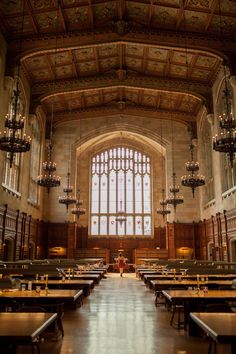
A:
231;343;236;354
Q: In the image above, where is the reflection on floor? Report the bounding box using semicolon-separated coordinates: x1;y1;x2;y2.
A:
18;272;213;354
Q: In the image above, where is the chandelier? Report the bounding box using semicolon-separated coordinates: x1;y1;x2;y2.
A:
0;1;31;167
36;142;60;193
0;86;31;167
37;3;61;193
166;172;184;212
156;119;171;219
181;143;205;197
59;171;77;211
213;67;236;168
71;192;86;218
157;189;171;218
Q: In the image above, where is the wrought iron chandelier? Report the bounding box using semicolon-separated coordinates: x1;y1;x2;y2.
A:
36;142;60;193
0;85;31;167
181;142;205;197
156;119;171;218
213;66;236;168
0;2;31;167
37;2;60;193
157;188;171;218
212;2;236;168
166;114;184;212
71;192;86;218
166;172;184;212
59;170;77;211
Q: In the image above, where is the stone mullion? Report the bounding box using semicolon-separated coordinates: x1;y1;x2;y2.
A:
98;159;101;236
124;150;127;237
116;150;118;236
141;156;144;236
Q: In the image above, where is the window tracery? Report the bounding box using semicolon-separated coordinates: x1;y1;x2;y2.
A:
90;146;152;237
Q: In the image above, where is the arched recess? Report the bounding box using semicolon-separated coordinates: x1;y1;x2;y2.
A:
207;241;215;261
74;126;169;157
29;241;35;260
215;67;236;192
3;237;14;262
229;237;236;262
73;129;170;230
52;116;192;223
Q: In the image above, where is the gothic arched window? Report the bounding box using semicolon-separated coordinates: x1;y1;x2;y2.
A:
28;115;41;206
2;82;25;195
200;119;214;204
217;81;236;192
90;147;152;237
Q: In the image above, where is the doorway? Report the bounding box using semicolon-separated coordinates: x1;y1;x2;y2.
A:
230;239;236;261
3;238;14;261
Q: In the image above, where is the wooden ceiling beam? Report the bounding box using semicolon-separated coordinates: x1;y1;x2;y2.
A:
81;92;86;108
71;50;79;78
176;0;185;30
147;1;155;27
45;53;56;80
141;47;148;73
50;105;195;127
58;2;67;32
205;0;218;33
137;89;143;105
94;47;100;73
119;43;125;69
32;72;210;101
155;92;161;109
25;0;39;34
117;0;126;21
8;30;233;60
188;54;198;77
164;50;173;77
88;0;94;28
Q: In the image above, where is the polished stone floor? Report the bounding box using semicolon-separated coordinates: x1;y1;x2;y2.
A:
18;272;217;354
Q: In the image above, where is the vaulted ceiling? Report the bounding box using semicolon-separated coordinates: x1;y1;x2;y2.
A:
1;0;236;127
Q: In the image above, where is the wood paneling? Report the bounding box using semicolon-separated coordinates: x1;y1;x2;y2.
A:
1;204;236;262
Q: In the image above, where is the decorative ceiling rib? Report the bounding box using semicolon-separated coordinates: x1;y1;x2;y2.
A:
1;0;236;38
1;0;235;126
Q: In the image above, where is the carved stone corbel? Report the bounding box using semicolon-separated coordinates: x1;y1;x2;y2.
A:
207;113;214;126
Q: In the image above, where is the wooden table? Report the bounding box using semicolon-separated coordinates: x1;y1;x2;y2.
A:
22;279;94;296
0;312;57;353
0;288;84;309
162;289;236;335
190;312;236;354
69;274;101;284
151;279;233;290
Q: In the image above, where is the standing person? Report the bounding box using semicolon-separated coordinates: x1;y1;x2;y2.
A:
116;253;126;277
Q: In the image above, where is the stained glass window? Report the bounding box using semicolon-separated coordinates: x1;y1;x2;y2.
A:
90;147;152;237
28;116;41;206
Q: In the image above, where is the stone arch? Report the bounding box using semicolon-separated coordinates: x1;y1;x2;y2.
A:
207;241;214;261
29;241;36;260
229;236;236;262
3;237;15;262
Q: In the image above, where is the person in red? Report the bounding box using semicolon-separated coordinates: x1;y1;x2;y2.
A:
117;253;126;277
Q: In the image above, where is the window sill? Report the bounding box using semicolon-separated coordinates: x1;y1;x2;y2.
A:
222;186;236;200
203;199;215;210
2;183;21;198
88;235;154;239
27;199;40;209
